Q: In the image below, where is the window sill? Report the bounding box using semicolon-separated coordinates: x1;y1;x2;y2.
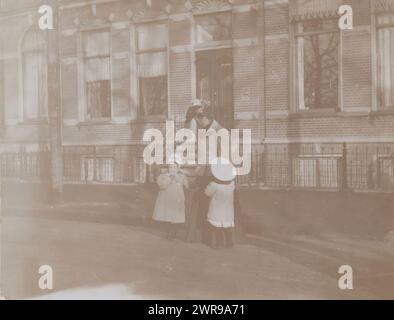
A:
17;118;49;126
75;116;167;126
289;109;373;119
130;116;167;124
370;109;394;116
77;119;112;126
289;109;337;118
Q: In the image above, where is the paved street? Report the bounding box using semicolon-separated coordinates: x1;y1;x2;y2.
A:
1;208;393;300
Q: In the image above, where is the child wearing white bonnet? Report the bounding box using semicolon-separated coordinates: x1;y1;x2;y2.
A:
205;158;236;248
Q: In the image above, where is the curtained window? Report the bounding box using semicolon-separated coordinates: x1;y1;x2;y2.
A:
377;13;394;108
81;156;114;183
83;30;111;119
137;23;168;117
295;19;339;111
0;45;4;135
22;30;47;120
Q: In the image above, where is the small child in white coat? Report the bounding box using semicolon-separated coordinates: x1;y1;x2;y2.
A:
153;163;188;239
205;159;236;248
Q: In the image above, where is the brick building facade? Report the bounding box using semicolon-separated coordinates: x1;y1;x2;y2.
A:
1;0;394;192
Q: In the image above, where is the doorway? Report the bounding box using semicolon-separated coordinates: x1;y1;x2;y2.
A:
196;48;234;129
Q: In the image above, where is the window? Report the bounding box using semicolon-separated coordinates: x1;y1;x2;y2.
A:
377;13;394;109
195;12;232;45
83;30;111;119
293;158;317;188
22;29;47;120
137;23;168;117
0;44;4;135
81;156;114;183
379;157;394;190
295;19;339;111
293;157;340;189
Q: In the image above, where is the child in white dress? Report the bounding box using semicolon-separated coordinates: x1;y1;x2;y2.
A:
205;159;236;248
153;163;188;239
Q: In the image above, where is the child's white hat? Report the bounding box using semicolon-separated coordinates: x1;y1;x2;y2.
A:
210;157;236;182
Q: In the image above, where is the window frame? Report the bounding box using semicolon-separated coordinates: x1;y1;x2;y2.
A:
80;155;115;183
292;155;341;189
81;27;112;121
135;20;169;120
374;11;394;111
19;28;48;122
291;18;342;114
191;10;233;110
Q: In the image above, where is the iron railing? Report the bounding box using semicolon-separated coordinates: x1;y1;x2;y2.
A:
1;143;394;192
0;147;50;181
62;145;155;184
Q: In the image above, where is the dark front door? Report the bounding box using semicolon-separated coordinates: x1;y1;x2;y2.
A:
196;49;233;129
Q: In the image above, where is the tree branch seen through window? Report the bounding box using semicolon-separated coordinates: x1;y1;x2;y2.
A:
296;19;339;111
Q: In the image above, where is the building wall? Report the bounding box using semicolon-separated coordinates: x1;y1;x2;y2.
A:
264;0;394;144
58;0;261;146
0;1;49;152
60;0;394;147
1;0;394;190
2;0;392;149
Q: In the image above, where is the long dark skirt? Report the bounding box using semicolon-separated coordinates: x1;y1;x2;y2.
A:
185;187;211;244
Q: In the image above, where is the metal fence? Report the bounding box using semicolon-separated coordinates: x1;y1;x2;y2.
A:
1;143;394;192
0;147;50;181
63;145;155;184
232;144;342;190
346;144;394;191
249;143;394;192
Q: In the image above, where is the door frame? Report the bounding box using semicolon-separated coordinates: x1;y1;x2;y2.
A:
195;48;234;128
190;10;234;123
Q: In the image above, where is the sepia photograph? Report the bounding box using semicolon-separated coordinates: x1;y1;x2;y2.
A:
0;0;393;303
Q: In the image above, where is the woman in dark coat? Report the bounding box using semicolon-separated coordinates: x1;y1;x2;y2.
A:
184;103;244;246
185;165;212;244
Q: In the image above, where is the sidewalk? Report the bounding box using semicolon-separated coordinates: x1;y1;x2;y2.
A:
3;183;394;239
4;199;394;253
3;195;394;299
2;213;391;299
2;183;393;299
